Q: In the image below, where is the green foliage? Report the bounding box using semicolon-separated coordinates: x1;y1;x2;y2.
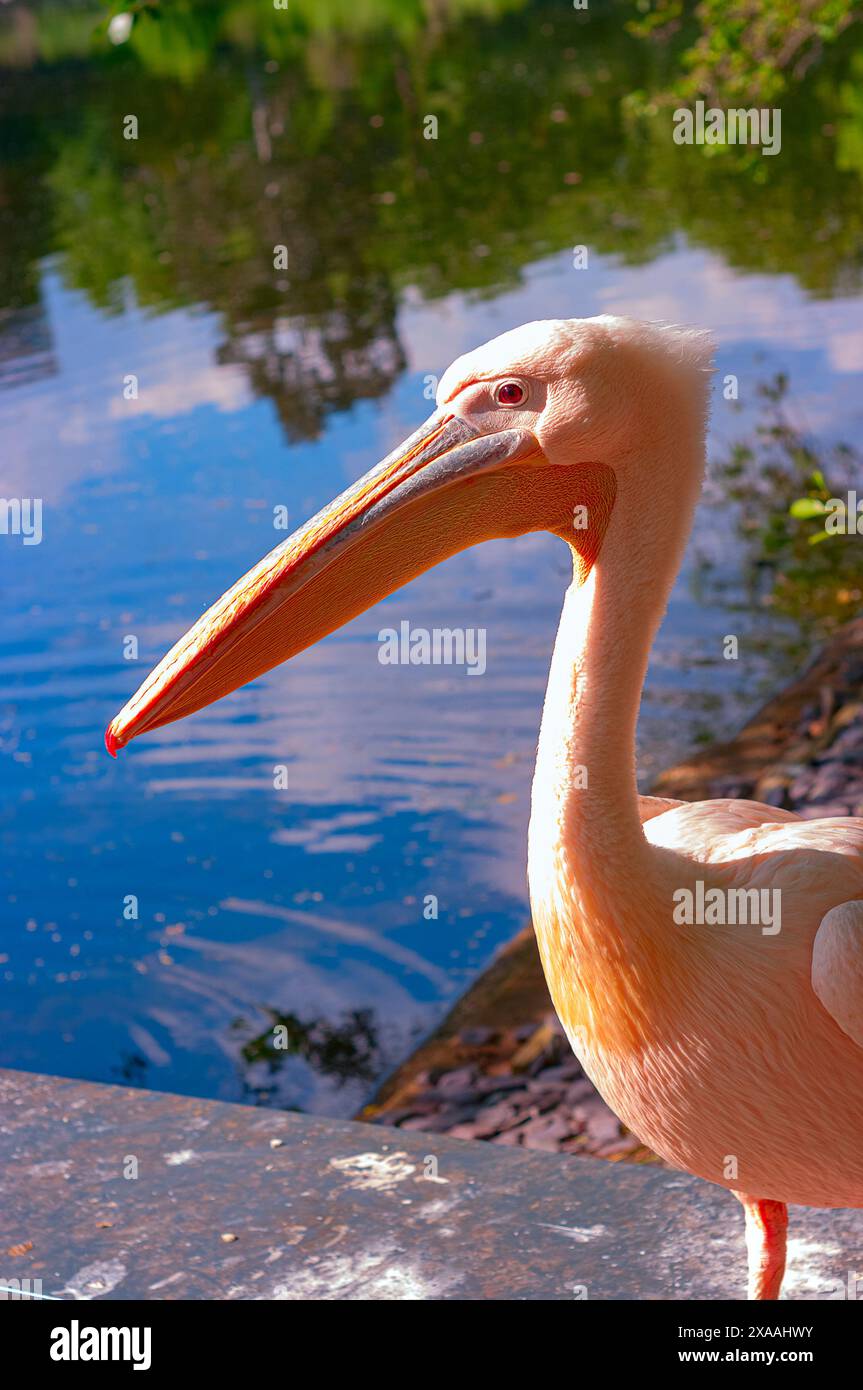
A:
629;0;859;102
1;0;860;442
714;377;863;632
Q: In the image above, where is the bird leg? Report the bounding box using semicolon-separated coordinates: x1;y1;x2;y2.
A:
733;1191;788;1299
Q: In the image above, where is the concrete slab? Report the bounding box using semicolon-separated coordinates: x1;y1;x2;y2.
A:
0;1068;860;1300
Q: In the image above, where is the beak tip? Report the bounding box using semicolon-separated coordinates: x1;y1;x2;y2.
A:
105;723;120;758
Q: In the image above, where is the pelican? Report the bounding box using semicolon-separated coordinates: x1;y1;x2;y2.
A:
107;317;863;1300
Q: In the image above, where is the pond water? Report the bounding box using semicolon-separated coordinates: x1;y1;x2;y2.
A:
1;1;861;1115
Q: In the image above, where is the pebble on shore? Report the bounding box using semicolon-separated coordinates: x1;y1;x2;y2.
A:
380;1014;642;1159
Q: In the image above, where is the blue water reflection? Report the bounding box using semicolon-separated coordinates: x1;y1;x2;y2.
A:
2;0;862;1112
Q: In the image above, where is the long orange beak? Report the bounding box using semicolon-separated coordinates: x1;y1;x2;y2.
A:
106;410;546;754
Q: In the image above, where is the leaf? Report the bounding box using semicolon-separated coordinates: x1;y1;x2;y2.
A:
789;497;827;519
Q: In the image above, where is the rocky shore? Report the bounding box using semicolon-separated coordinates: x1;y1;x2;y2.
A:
359;619;863;1160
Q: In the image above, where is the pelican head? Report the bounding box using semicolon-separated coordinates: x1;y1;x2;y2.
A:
105;315;711;753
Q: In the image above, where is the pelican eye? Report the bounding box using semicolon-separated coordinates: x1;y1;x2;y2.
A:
494;379;528;407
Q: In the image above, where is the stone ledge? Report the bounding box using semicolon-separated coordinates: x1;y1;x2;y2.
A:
1;1068;860;1300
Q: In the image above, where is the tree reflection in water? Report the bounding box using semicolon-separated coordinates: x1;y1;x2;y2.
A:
233;1006;379;1105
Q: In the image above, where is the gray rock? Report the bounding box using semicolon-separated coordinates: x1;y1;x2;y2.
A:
565;1079;598;1105
458;1027;496;1047
519;1115;573;1151
436;1065;478;1093
798;801;851;819
807;764;849;802
475;1073;528;1096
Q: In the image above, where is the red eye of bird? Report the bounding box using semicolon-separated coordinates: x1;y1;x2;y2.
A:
495;380;526;407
